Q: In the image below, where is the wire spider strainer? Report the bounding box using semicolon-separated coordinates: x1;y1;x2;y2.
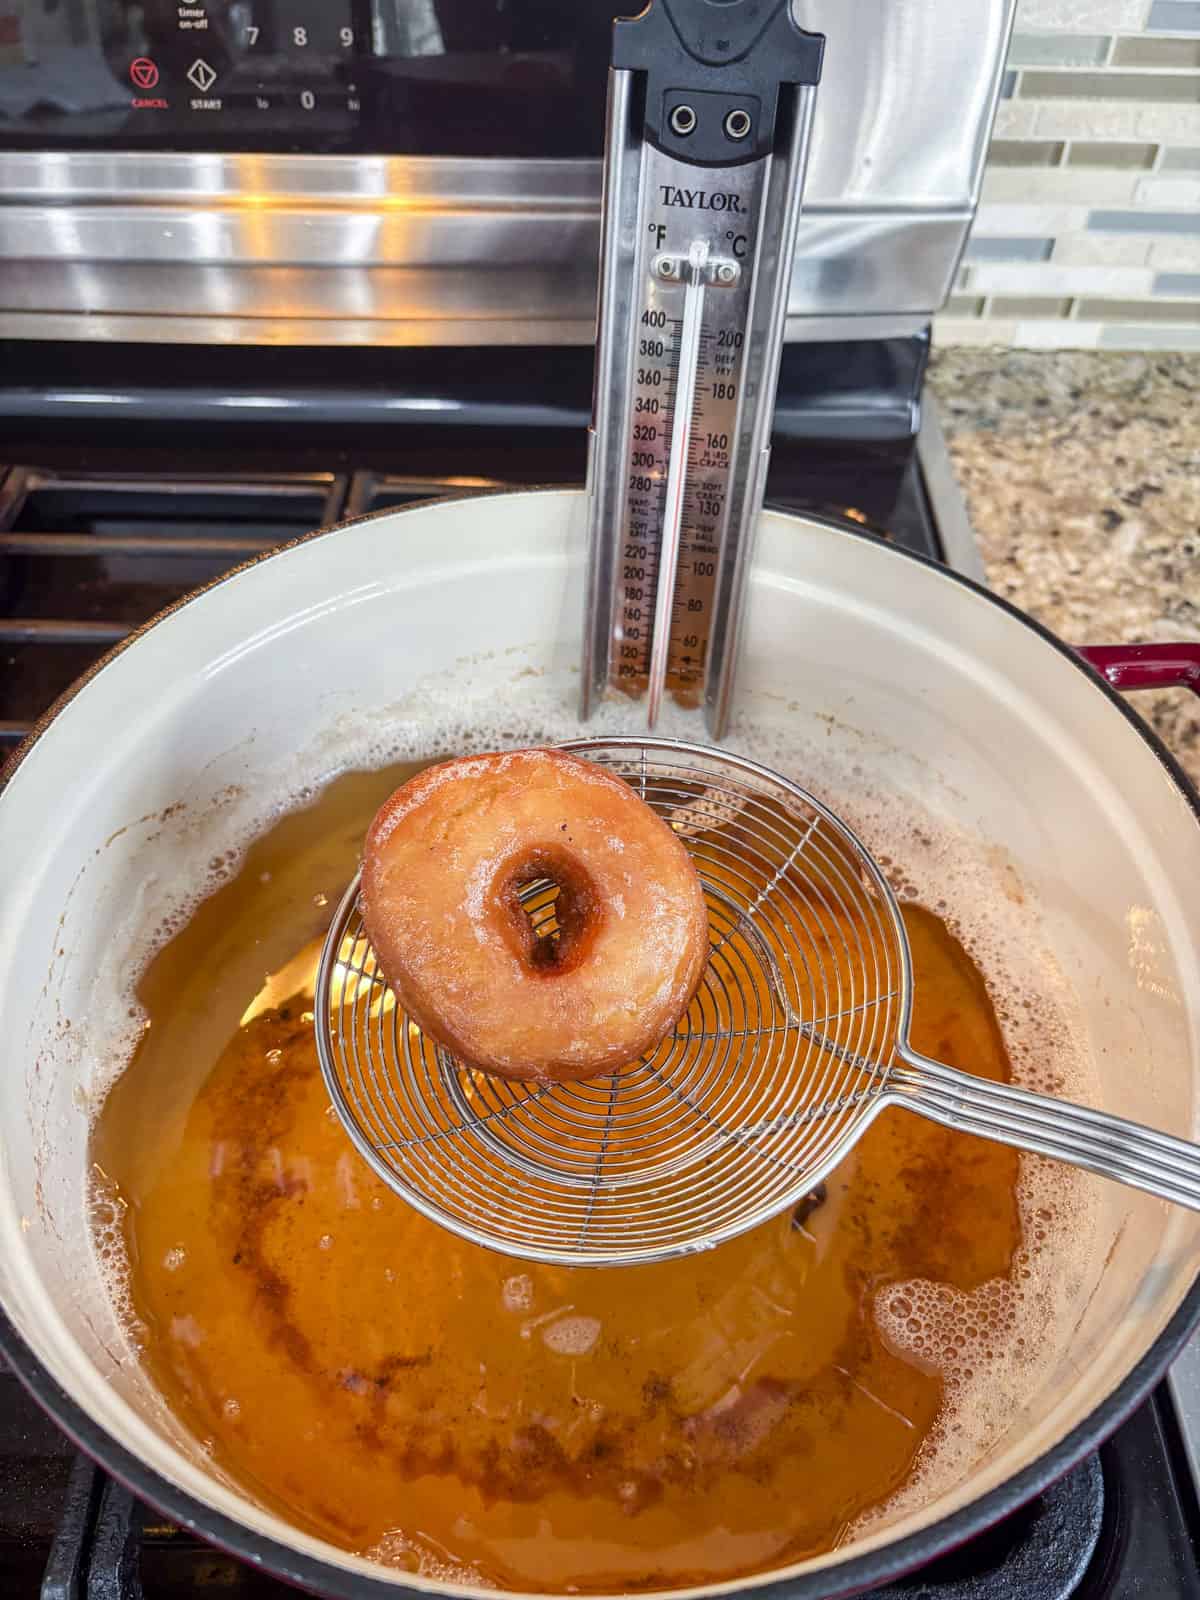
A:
315;737;1200;1266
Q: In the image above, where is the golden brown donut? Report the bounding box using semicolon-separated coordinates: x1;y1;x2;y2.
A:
360;748;709;1082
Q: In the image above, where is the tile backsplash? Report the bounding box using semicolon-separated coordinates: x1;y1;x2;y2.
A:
937;0;1200;349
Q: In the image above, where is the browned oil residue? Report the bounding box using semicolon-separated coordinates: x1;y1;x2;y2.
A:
91;761;1021;1593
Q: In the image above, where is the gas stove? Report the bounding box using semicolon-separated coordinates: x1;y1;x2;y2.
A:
0;335;965;758
2;334;1198;1598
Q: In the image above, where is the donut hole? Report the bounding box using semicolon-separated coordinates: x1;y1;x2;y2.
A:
517;878;562;944
497;848;602;977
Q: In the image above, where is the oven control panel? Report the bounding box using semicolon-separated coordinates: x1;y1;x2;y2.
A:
0;0;613;154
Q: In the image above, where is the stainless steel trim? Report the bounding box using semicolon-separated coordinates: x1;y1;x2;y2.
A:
0;200;965;273
0;620;131;644
916;398;986;585
710;82;819;740
0;308;932;348
581;69;639;716
0;152;602;208
0;203;599;266
0;145;972;346
0;311;600;347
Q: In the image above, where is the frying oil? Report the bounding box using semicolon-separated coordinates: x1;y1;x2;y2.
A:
91;760;1024;1593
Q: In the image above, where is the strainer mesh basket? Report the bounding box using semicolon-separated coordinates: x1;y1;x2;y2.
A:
316;738;909;1265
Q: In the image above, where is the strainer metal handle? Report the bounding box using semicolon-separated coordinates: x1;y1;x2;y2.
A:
891;1052;1200;1212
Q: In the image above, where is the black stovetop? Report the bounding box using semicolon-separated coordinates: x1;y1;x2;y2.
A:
2;334;1199;1598
0;339;939;761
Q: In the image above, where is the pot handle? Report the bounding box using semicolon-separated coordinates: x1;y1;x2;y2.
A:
1078;643;1200;699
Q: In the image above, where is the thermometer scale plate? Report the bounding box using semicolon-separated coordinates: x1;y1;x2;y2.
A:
583;1;824;738
622;145;761;716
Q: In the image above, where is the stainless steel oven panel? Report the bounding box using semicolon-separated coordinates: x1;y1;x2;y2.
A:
0;0;1013;346
0;155;967;345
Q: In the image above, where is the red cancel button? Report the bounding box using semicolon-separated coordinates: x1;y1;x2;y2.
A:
129;58;159;89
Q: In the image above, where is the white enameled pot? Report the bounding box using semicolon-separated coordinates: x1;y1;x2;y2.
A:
2;489;1199;1599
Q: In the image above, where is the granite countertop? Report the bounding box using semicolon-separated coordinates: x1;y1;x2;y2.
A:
929;349;1200;793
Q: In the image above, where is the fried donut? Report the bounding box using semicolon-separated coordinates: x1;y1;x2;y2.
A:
360;748;709;1082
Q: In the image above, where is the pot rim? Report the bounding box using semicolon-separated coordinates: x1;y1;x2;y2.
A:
2;486;1199;1600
